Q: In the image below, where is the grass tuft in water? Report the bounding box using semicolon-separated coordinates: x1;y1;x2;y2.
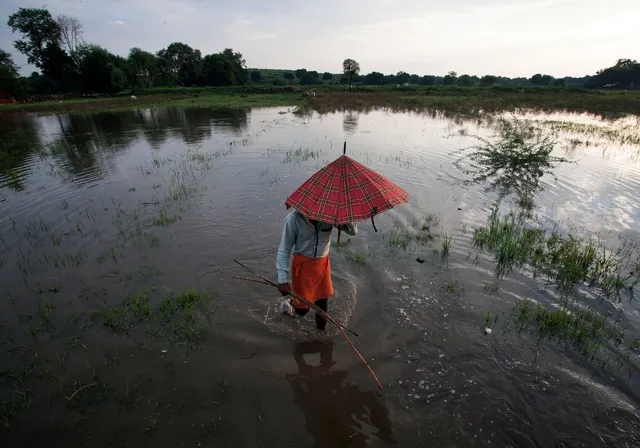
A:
103;291;152;334
383;216;437;252
511;298;629;361
282;147;321;165
474;204;640;300
342;246;371;266
441;232;453;259
153;208;181;227
445;279;465;299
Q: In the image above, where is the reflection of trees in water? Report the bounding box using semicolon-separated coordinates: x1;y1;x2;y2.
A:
452;117;570;212
48;112;141;180
343;111;359;136
287;341;395;447
28;107;251;185
0;115;43;192
139;108;248;147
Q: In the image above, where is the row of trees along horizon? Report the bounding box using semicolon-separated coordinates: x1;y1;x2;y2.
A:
1;7;639;101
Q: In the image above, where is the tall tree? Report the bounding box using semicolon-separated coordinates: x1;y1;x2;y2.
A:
342;58;360;90
56;14;84;70
78;45;124;94
322;72;333;81
157;42;202;86
7;8;61;69
409;74;420;84
128;47;156;92
0;49;20;97
201;48;248;86
41;43;77;90
0;49;17;72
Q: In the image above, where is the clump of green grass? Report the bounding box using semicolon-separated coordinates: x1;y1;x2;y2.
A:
384;217;436;252
343;247;371;266
156;288;214;347
441;232;453;258
474;204;640;300
153;208;181;226
282;148;321;165
512;298;629;361
445;279;465;299
103;291;152;334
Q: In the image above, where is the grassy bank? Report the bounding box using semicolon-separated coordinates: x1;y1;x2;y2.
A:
0;91;299;115
1;86;639;117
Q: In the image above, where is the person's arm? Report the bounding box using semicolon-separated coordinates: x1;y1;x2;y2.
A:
337;222;357;236
276;214;297;285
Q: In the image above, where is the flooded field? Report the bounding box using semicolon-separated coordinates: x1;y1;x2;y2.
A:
1;106;639;447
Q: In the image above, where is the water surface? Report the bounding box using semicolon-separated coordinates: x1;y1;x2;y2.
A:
1;106;639;447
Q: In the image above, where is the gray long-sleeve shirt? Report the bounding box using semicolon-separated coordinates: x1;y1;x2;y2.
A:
276;210;357;283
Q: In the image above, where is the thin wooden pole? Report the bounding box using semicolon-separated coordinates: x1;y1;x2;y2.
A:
232;261;382;388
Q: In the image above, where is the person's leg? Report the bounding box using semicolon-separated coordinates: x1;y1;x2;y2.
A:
315;298;328;330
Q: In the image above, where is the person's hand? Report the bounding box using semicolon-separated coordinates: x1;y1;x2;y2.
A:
277;283;291;296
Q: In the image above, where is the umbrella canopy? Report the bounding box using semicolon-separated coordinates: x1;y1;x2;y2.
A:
285;155;409;225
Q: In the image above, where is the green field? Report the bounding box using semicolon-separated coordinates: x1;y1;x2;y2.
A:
2;85;639;117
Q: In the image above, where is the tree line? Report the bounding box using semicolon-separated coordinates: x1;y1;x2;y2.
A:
1;7;638;101
1;8;248;99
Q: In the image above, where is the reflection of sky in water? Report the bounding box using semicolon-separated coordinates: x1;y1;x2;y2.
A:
3;108;640;243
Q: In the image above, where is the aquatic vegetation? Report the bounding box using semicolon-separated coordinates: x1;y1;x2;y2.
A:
282;147;321;165
383;217;436;252
473;204;640;300
441;232;452;259
509;298;634;365
153;208;181;226
117;382;140;410
342;246;371;266
445;279;465;299
453;117;571;205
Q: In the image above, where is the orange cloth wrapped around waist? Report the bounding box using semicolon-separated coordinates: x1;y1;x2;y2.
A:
291;254;334;308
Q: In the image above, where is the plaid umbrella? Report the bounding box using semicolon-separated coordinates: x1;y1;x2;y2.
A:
285;154;409;226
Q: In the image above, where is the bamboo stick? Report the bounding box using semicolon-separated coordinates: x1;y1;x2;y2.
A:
232;260;382;388
232;261;359;337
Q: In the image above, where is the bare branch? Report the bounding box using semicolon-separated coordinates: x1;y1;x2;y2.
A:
56;14;84;69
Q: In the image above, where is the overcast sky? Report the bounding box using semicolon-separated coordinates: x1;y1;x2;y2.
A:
1;0;638;77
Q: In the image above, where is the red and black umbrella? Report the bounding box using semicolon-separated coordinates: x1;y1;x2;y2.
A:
285;143;409;243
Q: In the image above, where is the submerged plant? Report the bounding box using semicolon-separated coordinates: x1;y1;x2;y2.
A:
453;117;570;204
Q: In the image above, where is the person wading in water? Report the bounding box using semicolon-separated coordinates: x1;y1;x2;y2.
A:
276;206;357;330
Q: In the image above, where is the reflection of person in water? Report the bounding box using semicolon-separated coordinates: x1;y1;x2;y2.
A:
286;341;395;447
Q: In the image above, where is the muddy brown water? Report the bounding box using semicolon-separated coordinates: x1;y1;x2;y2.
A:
1;107;639;447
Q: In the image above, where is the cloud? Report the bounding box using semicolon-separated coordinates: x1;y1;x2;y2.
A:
249;33;276;40
2;0;640;77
